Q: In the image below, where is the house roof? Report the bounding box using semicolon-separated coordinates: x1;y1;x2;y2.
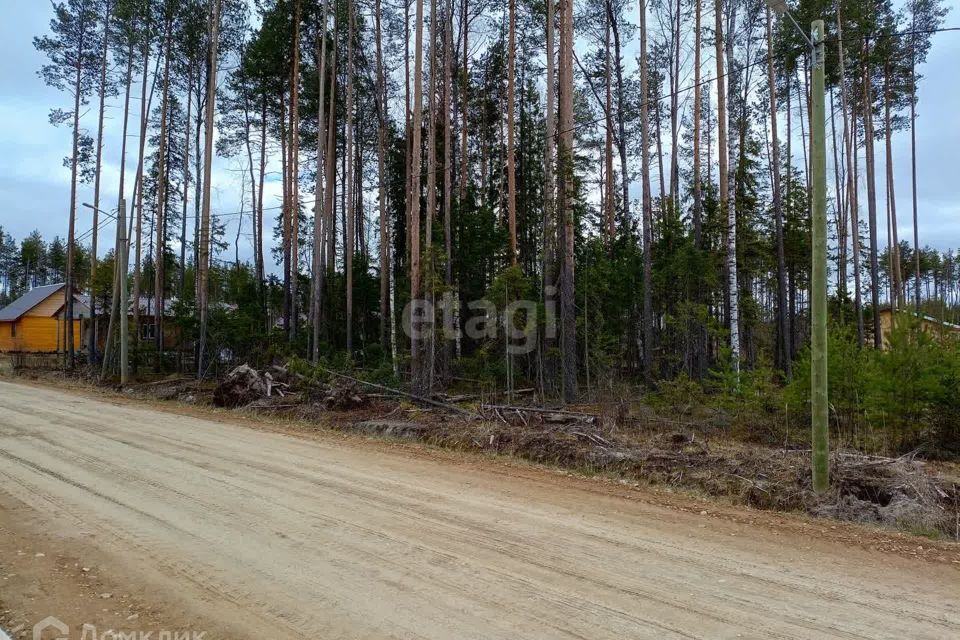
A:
920;315;960;331
0;284;66;322
0;284;90;322
880;307;960;331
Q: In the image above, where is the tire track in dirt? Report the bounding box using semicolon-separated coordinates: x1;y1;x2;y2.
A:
1;380;958;639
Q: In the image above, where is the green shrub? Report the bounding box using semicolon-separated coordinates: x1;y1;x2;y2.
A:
787;317;960;456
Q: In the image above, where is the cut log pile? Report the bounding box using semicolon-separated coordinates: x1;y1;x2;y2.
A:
213;364;269;408
212;364;370;411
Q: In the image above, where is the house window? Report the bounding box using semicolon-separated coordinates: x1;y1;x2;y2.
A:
10;322;15;338
141;323;156;340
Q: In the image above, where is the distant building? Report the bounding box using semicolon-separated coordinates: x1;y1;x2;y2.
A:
877;307;960;349
0;284;89;353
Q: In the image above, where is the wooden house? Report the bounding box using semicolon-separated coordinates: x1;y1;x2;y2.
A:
0;284;89;353
877;307;960;349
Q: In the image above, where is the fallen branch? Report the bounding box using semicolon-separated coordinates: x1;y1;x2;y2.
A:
480;404;598;420
315;367;477;417
442;388;536;403
570;431;611;447
138;377;193;387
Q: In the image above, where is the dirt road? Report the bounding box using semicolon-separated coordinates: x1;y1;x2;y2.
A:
0;381;957;639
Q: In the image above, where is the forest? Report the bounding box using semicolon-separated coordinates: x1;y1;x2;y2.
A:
16;0;960;455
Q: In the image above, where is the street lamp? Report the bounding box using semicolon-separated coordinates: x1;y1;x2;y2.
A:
766;2;829;493
82;202;117;220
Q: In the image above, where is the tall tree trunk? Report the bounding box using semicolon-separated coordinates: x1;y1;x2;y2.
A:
606;1;629;223
717;0;739;378
639;0;653;381
89;0;113;364
669;0;680;204
197;0;222;377
691;0;703;246
322;8;338;345
766;8;791;380
558;0;576;402
374;0;388;349
423;0;439;389
193;76;203;303
830;93;847;300
837;1;862;345
404;0;413;272
410;0;427;395
344;0;356;354
65;11;90;368
181;69;193;302
910;8;921;313
506;0;518;264
543;0;558;395
109;37;135;370
290;0;302;342
324;10;338;293
455;0;468;365
850;103;864;346
154;16;172;371
281;94;291;336
655;97;666;206
312;0;329;362
257;101;267;288
459;0;469;227
688;0;706;377
603;9;615;243
441;0;453;382
863;41;882;349
132;5;154;370
884;64;902;309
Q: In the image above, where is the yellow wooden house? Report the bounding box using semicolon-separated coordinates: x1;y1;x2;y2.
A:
0;284;89;353
877;307;960;349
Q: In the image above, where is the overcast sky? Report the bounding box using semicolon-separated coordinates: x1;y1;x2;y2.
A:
0;1;958;268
